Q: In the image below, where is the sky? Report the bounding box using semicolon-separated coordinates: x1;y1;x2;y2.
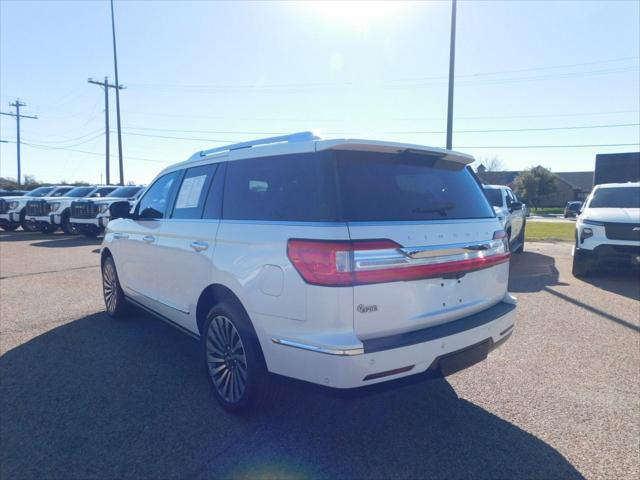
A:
1;0;639;185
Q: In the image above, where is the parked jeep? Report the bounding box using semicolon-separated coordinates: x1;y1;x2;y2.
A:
26;185;118;234
70;186;144;237
2;186;74;232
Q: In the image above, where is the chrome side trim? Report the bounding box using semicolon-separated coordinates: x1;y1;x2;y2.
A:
271;337;364;356
127;287;190;314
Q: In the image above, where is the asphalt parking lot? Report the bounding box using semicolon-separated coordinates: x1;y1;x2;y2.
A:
1;231;638;480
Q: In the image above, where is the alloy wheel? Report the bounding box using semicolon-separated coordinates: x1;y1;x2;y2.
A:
206;315;248;404
102;261;118;313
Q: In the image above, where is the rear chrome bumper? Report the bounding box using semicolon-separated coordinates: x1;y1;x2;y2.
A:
265;299;516;389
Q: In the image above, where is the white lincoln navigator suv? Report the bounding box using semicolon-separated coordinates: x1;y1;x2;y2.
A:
101;132;516;412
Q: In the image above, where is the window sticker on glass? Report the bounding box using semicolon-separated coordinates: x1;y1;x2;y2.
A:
176;175;206;209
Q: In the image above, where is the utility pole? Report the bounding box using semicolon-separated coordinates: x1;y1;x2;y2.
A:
0;99;38;186
446;0;457;150
110;0;125;185
88;76;123;185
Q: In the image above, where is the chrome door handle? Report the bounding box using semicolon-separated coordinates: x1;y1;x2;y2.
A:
190;241;209;252
142;235;156;243
113;232;129;240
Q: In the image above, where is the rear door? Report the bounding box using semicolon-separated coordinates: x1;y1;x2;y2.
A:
155;161;223;332
334;150;509;340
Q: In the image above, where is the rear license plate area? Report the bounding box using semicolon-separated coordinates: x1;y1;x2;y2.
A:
436;339;490;377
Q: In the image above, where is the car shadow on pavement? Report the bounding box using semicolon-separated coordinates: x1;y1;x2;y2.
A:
581;269;640;302
508;251;565;293
0;231;52;242
0;312;583;480
29;236;102;248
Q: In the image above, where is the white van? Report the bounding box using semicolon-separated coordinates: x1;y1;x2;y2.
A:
101;132;516;412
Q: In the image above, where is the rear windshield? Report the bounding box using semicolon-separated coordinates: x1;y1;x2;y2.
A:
484;188;503;207
336;151;495;221
588;187;640;208
107;186;142;198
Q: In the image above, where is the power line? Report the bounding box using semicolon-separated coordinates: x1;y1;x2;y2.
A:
388;66;638;89
389;123;640;134
117;122;640;137
3;140;169;164
389;55;640;82
457;143;639;149
20;128;104;145
0;99;38;186
121;131;235;142
21;132;105;149
126;56;639;91
6;138;636;153
401;109;640;121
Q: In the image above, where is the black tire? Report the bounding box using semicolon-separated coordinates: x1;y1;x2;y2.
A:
514;220;526;254
83;225;101;238
101;255;130;318
60;212;78;235
202;301;270;413
0;222;18;231
20;212;38;232
572;253;591;278
39;223;58;234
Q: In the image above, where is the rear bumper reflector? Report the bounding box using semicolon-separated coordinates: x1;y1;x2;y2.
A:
363;365;415;381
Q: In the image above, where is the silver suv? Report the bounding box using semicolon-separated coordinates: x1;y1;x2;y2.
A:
101;133;516;412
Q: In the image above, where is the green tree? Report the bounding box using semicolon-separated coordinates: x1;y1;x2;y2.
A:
513;166;557;209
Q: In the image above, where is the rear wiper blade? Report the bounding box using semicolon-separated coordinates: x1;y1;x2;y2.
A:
412;203;455;215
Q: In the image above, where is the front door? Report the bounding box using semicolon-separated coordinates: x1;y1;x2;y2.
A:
117;170;182;307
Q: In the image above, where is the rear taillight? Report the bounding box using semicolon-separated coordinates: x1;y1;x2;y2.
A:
287;233;510;287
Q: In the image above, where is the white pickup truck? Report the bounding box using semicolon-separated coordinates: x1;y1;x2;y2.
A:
26;185;118;234
70;186;144;237
483;185;527;253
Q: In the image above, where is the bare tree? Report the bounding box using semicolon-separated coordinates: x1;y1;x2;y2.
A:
477;156;506;172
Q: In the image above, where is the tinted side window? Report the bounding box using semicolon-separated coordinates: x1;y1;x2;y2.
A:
484;188;503;207
223;153;337;221
172;164;217;220
138;171;181;219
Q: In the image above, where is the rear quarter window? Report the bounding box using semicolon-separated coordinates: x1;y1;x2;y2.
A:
222;152;338;222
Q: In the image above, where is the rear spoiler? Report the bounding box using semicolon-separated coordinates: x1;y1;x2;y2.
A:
315;139;474;165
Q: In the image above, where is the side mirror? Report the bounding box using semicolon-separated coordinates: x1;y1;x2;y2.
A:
109;201;132;219
509;201;523;212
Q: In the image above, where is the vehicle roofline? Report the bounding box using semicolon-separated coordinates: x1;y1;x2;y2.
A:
154;135;475;178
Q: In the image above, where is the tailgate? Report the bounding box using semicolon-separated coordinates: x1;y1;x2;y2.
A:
349;219;509;340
